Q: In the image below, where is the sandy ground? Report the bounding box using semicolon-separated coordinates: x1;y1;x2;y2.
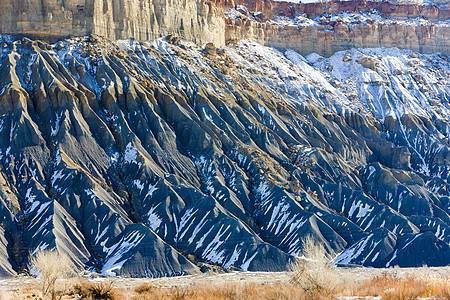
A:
98;266;449;289
0;266;448;298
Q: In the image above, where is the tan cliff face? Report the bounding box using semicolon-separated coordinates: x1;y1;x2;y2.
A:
91;0;226;45
225;16;450;56
0;0;448;56
0;0;227;45
232;0;450;21
0;0;91;38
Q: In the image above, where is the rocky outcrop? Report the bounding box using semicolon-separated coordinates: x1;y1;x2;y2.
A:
0;0;90;39
91;0;226;45
0;0;227;45
225;16;450;56
233;0;450;21
0;0;449;57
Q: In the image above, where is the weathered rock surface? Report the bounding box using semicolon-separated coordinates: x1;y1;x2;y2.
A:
225;6;450;56
0;0;226;45
0;35;448;277
233;0;450;21
0;0;449;56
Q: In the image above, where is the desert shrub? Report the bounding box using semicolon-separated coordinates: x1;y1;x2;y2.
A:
134;283;154;295
28;250;75;300
73;279;118;300
289;236;337;297
171;287;194;300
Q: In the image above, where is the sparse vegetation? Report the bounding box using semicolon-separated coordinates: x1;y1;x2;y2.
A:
133;283;153;295
342;274;450;300
289;235;337;297
73;279;119;300
28;250;75;300
130;275;450;300
4;267;449;300
131;283;304;300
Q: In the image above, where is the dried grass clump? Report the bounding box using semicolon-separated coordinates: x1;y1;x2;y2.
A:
289;236;337;298
28;250;75;300
73;279;120;300
133;283;153;295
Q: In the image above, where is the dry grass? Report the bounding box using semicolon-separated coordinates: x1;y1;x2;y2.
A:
123;275;450;300
3;269;449;299
338;274;450;300
131;283;305;300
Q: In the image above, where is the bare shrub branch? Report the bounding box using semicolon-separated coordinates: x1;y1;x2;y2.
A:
28;250;75;300
73;279;119;300
289;235;337;297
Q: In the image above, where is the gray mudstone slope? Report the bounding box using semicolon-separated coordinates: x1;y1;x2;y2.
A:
0;35;448;277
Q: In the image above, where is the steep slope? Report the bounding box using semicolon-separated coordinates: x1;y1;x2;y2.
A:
0;35;448;277
0;0;449;56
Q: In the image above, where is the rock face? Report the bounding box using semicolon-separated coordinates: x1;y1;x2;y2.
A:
0;0;449;56
225;5;450;56
91;0;226;45
0;0;226;45
233;0;450;21
0;35;448;277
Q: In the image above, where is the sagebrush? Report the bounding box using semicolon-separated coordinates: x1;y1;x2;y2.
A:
289;235;337;296
28;250;75;300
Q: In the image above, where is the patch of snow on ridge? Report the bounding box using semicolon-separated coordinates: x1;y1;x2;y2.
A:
223;245;242;268
202;224;231;264
334;233;374;264
144;183;158;200
348;200;373;218
241;250;258;271
188;212;210;245
146;204;163;232
124;142;141;166
102;230;145;276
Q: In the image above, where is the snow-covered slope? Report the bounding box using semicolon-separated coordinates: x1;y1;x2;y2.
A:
0;35;448;277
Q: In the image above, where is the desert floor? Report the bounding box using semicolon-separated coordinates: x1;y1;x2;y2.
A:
0;266;448;299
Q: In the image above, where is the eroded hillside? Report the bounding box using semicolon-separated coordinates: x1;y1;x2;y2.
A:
0;34;448;276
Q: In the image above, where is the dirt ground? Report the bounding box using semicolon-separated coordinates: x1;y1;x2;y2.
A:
0;266;448;299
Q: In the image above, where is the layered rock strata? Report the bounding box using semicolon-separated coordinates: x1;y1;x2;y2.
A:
0;0;449;56
0;0;227;45
233;0;450;21
225;13;450;56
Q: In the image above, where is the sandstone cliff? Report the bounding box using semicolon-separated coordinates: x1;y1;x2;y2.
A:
225;12;450;56
0;0;449;56
233;0;450;21
91;0;226;45
0;0;90;38
0;0;227;45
